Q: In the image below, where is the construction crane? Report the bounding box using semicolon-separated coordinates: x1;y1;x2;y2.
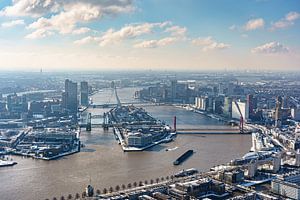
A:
233;100;244;133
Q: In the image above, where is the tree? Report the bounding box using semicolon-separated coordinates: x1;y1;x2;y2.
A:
144;180;148;185
103;188;108;194
75;193;80;199
150;179;154;184
127;183;132;188
161;177;164;181
109;186;114;193
156;178;159;183
133;182;137;187
82;192;86;198
60;196;65;200
67;194;72;200
52;198;57;200
139;181;143;186
96;189;101;195
170;175;174;181
166;176;169;180
115;185;120;191
122;184;126;190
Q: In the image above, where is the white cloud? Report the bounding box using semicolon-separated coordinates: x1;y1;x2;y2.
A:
164;26;187;37
229;24;236;31
192;37;230;51
74;36;100;45
271;11;300;30
244;18;264;31
251;42;289;54
1;0;134;39
74;21;186;48
1;19;25;28
72;27;91;35
25;29;54;39
134;37;178;48
0;0;59;17
74;22;173;46
0;0;134;17
26;3;102;35
99;23;158;46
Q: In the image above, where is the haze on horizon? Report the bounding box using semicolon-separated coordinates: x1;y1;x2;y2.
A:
0;0;299;72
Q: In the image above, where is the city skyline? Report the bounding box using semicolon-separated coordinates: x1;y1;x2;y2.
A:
0;0;299;71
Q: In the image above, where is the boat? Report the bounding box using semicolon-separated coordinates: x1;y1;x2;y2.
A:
166;146;178;151
0;160;17;167
173;150;194;165
174;168;198;177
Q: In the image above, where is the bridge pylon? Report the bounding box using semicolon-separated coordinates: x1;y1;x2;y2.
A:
103;112;109;130
86;113;92;131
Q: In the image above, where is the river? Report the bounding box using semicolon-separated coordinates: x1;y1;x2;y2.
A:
0;87;251;200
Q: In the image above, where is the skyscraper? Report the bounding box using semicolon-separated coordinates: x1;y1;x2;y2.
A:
275;96;283;127
223;97;232;118
171;80;177;102
80;81;89;106
63;79;78;113
247;94;257;120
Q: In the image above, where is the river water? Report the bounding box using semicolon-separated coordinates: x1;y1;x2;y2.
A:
0;88;251;200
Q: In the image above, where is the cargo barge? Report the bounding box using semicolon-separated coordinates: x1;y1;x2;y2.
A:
173;150;194;165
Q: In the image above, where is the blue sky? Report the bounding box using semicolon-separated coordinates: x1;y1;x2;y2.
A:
0;0;299;71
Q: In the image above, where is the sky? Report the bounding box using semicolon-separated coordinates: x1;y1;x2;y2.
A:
0;0;299;72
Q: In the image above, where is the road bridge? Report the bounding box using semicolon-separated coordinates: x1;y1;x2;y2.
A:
176;128;243;134
90;102;164;108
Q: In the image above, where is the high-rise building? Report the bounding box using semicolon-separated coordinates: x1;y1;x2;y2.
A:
275;96;283;127
292;107;300;121
63;79;78;113
80;81;89;106
6;93;28;113
247;94;257;120
171;80;177;102
282;96;289;109
232;101;249;121
223;97;232;118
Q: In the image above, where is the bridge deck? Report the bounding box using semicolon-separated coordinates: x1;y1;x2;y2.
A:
176;128;241;134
